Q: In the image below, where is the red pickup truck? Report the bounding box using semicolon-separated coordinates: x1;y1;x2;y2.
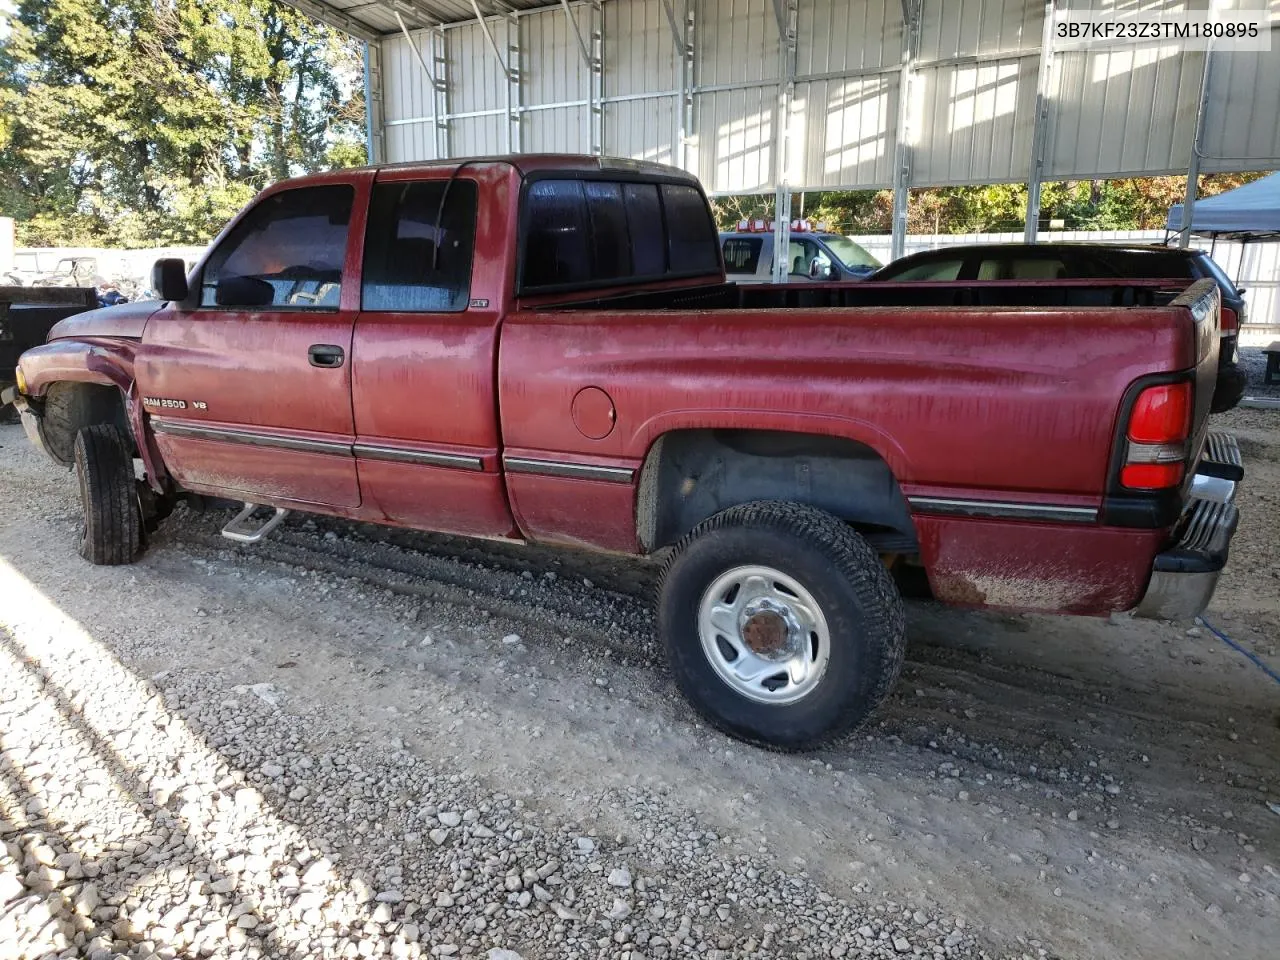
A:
3;155;1244;749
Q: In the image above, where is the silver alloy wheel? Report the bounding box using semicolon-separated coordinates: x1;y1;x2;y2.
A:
697;565;832;705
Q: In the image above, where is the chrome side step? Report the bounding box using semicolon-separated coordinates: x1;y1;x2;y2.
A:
221;502;289;543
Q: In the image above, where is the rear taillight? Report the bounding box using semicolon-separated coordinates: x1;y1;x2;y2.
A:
1121;383;1191;490
1220;306;1238;334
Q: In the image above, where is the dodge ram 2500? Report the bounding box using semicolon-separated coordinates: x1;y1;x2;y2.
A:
3;155;1244;749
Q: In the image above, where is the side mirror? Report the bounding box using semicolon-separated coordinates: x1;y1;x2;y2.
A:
151;258;189;302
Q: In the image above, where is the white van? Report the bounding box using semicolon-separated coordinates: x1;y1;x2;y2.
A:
720;221;880;283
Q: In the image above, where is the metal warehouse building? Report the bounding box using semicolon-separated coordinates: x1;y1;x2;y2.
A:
289;0;1280;255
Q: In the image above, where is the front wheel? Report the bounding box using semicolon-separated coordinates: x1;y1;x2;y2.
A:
658;502;905;750
74;424;142;565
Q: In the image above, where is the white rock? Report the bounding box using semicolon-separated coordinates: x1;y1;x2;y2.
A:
429;829;450;846
608;867;633;888
261;763;285;778
607;898;632;921
376;890;403;903
301;859;333;885
552;902;581;921
74;884;100;916
893;936;910;953
500;635;521;645
437;812;462;828
488;951;524;960
575;837;595;855
0;872;23;903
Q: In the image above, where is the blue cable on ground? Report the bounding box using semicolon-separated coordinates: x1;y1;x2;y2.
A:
1197;616;1280;686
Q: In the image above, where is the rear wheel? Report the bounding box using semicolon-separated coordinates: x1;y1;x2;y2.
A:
658;501;905;750
74;424;142;565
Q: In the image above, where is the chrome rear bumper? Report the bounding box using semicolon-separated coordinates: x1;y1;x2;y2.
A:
1135;444;1241;621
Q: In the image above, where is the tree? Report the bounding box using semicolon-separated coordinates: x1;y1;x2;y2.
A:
0;0;367;246
709;173;1268;238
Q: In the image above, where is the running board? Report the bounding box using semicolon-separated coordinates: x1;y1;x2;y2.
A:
221;502;289;543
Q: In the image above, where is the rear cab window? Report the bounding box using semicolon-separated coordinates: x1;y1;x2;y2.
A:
519;175;720;292
362;179;478;312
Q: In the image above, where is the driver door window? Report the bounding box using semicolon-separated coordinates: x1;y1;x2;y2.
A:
200;186;354;310
787;239;818;276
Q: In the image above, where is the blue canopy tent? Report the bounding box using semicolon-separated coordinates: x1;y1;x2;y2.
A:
1167;172;1280;243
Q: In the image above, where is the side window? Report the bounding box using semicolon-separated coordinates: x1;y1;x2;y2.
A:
523;180;592;288
1001;258;1068;280
661;184;719;274
200;185;353;309
787;239;820;276
975;259;1003;280
884;258;964;282
362;179;477;312
722;238;763;274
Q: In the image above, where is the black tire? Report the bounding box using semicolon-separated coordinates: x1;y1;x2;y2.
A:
74;424;142;565
658;501;905;750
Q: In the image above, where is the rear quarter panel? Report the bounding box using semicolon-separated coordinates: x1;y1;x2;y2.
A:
498;303;1197;610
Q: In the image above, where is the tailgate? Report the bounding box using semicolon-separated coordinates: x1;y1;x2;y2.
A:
1172;279;1221;467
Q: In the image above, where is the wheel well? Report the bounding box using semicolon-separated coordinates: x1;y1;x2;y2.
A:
637;428;917;553
41;381;130;467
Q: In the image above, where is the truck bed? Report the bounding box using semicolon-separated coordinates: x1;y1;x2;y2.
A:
534;278;1189;313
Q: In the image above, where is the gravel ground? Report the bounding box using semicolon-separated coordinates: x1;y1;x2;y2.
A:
2;412;1278;960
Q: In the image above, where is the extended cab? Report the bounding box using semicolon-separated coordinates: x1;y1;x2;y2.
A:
3;155;1244;749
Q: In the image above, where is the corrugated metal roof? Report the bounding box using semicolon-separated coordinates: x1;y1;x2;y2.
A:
305;0;1280;195
285;0;566;38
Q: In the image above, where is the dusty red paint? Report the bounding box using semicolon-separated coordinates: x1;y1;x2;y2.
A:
915;515;1167;613
13;156;1220;617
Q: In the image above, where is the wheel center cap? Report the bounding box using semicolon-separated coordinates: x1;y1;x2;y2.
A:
742;610;790;656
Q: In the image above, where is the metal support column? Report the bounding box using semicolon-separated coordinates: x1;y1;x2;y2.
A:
891;0;922;261
662;0;694;171
506;9;521;153
469;0;518;153
362;40;386;165
1179;44;1216;248
562;0;603;156
432;26;451;159
771;0;798;283
1025;1;1058;242
590;0;604;155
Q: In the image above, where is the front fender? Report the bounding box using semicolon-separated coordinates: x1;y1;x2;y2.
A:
15;338;168;491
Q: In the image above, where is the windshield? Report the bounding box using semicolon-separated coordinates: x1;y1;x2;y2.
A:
821;236;881;270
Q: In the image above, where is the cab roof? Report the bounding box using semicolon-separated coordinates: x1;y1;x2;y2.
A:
267;154;703;190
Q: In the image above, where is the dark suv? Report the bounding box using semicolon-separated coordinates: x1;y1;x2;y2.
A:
869;243;1248;412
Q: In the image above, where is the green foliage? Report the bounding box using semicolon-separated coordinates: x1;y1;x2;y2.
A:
0;0;367;246
711;173;1267;237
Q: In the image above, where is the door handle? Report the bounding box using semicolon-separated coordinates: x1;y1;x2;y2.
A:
309;344;345;368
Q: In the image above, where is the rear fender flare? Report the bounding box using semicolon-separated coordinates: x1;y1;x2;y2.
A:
629;409;912;477
634;421;916;553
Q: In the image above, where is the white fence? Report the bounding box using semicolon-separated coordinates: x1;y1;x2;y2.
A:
7;246;208;288
849;229;1280;335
